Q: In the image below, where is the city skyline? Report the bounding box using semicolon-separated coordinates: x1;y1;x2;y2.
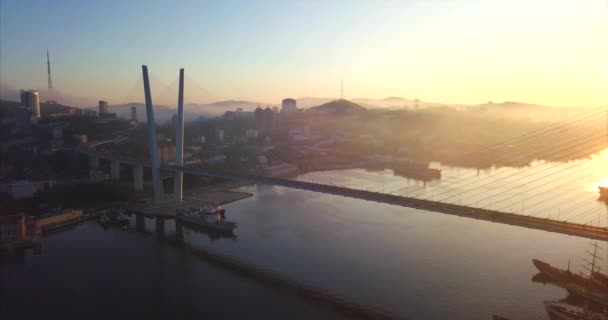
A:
1;0;607;107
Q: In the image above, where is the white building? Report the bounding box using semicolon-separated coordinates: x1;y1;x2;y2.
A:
20;90;40;118
8;180;36;199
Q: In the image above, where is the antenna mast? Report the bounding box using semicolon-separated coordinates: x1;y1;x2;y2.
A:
340;78;344;100
47;49;53;91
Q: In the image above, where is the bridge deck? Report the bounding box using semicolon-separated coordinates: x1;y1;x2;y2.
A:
169;165;608;241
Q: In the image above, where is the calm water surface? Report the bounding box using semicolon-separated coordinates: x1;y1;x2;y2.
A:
0;221;347;320
3;157;608;319
194;183;601;319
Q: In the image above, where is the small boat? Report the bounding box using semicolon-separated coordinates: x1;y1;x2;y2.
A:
545;301;608;320
98;210;130;228
99;213;110;225
187;205;226;217
115;211;130;224
177;210;236;232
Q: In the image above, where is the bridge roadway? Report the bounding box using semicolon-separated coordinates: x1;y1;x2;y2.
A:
72;147;608;241
168;165;608;241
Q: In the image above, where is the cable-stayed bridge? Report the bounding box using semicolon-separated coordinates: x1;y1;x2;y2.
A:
74;66;608;241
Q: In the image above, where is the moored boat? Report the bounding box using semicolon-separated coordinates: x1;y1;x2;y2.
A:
186;205;226;217
545;301;608;320
177;210;236;233
532;259;608;293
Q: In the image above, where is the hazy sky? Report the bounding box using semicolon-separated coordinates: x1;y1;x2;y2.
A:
1;0;606;107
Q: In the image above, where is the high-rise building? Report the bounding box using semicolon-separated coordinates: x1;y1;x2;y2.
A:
216;129;224;143
281;98;297;114
254;106;264;131
20;90;40;118
263;107;274;133
98;100;109;114
130;106;137;122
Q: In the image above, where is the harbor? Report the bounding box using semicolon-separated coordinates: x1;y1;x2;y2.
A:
2;182;604;319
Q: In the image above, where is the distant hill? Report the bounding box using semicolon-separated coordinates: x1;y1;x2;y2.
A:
296;97;335;108
0;99;76;117
351;97;414;109
187;100;266;116
297;96;439;110
307;99;367;114
470;101;548;111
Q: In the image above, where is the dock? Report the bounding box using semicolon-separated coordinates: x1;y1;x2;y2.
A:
0;213;42;256
127;190;252;240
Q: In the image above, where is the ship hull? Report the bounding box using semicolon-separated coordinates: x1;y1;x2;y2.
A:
177;214;236;232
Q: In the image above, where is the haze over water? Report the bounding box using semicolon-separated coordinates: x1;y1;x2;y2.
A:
296;149;608;228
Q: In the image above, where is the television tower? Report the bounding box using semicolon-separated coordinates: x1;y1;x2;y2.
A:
47;49;53;91
340;78;344;100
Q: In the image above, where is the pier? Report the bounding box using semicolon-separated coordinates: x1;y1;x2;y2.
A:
0;213;42;256
129;190;251;239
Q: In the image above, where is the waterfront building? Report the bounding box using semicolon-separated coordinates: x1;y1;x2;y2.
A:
0;213;28;242
6;180;36;199
265;162;298;177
